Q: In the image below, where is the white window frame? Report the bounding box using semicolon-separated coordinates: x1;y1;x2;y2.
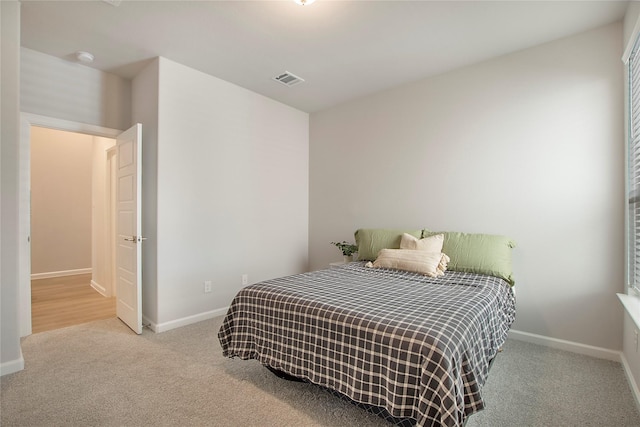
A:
625;21;640;296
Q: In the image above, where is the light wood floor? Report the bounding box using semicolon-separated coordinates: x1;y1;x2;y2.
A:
31;273;116;334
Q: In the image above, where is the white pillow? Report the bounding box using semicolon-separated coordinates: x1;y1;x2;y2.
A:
370;249;450;277
400;233;444;252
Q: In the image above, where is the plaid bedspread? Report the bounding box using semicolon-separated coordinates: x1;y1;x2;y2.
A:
218;262;516;427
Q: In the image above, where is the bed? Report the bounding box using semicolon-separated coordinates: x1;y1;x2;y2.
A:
218;229;516;427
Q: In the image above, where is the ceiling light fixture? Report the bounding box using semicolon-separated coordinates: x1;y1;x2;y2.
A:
294;0;316;5
76;51;94;63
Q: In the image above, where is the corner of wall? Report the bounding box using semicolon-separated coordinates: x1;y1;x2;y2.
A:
132;58;160;326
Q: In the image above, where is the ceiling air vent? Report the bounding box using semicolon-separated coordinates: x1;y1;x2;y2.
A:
273;71;305;87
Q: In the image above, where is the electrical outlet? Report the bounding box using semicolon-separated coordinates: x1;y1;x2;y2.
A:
242;274;248;285
204;280;212;293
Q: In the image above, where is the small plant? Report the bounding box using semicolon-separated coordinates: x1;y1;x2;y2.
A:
331;241;358;256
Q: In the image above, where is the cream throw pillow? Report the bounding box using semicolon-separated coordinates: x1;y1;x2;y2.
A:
370;249;450;277
400;233;444;252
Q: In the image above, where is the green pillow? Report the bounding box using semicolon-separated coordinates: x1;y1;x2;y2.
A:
423;230;516;286
355;229;423;261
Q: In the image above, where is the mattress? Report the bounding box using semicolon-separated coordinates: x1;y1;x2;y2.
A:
218;262;516;427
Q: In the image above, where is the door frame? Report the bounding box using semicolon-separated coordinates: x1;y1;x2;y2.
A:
105;146;118;298
19;113;122;337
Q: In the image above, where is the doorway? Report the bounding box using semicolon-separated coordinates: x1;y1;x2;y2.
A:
19;114;124;337
29;126;117;333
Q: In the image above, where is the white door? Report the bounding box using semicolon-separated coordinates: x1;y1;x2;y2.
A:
116;123;143;334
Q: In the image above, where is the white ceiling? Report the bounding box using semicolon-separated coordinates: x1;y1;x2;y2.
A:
20;0;629;113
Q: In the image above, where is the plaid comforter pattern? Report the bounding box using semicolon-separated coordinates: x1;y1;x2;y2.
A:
218;262;516;427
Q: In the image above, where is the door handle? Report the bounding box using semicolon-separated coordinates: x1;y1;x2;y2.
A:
124;236;147;242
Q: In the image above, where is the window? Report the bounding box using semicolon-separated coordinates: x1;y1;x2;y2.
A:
628;33;640;293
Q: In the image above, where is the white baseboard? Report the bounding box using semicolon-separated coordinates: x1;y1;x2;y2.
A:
144;307;230;333
90;280;109;297
31;268;91;280
620;351;640;416
508;329;622;362
0;351;24;376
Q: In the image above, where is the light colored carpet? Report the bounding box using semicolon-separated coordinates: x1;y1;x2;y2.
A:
1;316;639;427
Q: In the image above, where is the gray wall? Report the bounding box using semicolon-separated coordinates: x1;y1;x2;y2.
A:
1;0;23;374
134;57;309;330
30;127;93;275
309;23;624;351
21;48;131;131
